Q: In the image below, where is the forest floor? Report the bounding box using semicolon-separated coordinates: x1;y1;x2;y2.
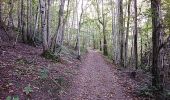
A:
61;50;147;100
0;41;81;100
0;41;149;100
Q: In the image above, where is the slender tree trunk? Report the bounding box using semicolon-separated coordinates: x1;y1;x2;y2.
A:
103;28;108;56
29;0;33;41
47;0;51;44
40;0;48;51
61;0;70;45
117;0;124;67
8;0;14;28
140;32;143;65
130;32;134;66
55;0;65;47
111;0;117;62
124;0;132;67
69;1;76;46
17;0;21;30
114;1;119;64
102;0;108;56
33;5;40;39
51;0;65;52
21;0;27;42
134;0;138;69
76;0;83;59
27;0;30;41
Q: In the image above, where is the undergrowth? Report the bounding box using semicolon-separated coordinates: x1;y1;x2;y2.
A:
137;85;170;99
41;50;60;62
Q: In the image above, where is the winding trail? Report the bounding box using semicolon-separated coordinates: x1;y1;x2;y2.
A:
62;50;133;100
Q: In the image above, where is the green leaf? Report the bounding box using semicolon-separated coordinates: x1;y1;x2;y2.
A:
23;84;33;95
12;96;19;100
39;68;49;79
6;96;11;100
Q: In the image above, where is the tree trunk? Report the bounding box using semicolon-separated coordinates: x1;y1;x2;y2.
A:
51;0;65;52
33;5;40;40
103;29;108;55
21;0;27;43
102;0;108;56
27;0;30;41
100;39;102;51
117;0;124;67
8;0;14;29
61;0;70;45
47;0;51;44
151;0;163;98
29;0;33;41
55;0;65;47
17;0;21;30
124;0;132;67
140;32;143;65
134;0;138;69
111;0;117;62
40;0;48;51
76;0;82;59
130;32;134;67
69;1;76;46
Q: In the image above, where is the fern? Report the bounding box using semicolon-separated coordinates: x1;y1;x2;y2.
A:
23;84;33;95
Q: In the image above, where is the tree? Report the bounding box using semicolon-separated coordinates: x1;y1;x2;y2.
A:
17;0;21;30
8;0;14;28
21;0;27;43
47;0;51;44
76;0;83;59
96;0;108;56
117;0;124;66
40;0;49;51
151;0;163;98
61;0;70;45
33;5;40;43
134;0;138;69
124;0;132;67
29;0;33;42
51;0;66;52
27;0;30;41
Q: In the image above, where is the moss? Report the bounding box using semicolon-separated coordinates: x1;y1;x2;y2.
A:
41;50;60;62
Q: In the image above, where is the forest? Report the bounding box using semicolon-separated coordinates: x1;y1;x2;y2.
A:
0;0;170;100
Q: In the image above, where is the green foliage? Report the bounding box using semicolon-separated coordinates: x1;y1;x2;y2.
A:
39;67;49;79
55;76;65;86
138;86;153;97
16;58;33;65
12;96;19;100
6;95;19;100
163;0;170;34
80;46;87;54
137;85;160;98
6;96;11;100
16;58;28;64
23;84;33;95
41;50;59;62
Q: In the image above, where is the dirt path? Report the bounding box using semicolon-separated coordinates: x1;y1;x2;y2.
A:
62;50;133;100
